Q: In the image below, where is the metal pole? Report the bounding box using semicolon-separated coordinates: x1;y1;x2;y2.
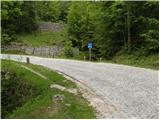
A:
89;48;91;61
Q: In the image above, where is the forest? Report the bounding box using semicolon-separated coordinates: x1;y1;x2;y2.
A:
1;1;159;119
1;1;159;68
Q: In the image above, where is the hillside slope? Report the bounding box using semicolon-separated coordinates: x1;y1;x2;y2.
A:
1;60;95;119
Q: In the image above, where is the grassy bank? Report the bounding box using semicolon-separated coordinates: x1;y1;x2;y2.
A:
1;50;26;55
55;52;159;70
1;60;95;119
109;54;159;70
17;29;68;47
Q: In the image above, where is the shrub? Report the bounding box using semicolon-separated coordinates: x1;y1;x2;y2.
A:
1;69;33;118
64;41;73;58
1;33;12;45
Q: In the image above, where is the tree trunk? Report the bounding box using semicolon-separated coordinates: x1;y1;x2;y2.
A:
127;10;131;53
123;30;127;49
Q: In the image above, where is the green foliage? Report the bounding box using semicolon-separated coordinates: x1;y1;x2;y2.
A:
1;50;26;54
1;33;12;45
58;2;71;22
67;2;97;49
110;53;159;70
18;29;68;47
1;1;38;45
1;70;33;118
1;1;23;21
1;1;38;33
1;1;159;68
67;2;86;48
36;1;60;22
67;1;158;59
64;41;73;58
1;60;95;118
17;1;38;33
35;1;70;22
140;18;159;54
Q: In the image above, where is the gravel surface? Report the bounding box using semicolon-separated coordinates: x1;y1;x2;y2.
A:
1;54;159;119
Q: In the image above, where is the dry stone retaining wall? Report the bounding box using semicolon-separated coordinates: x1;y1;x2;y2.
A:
38;22;64;32
25;46;63;57
2;45;79;58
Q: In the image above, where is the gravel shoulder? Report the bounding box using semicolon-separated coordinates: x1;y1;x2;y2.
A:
1;54;159;119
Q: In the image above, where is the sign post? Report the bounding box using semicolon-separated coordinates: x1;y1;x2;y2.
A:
88;41;92;61
89;48;91;61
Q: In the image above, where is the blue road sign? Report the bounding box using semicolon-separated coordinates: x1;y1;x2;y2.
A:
88;42;93;48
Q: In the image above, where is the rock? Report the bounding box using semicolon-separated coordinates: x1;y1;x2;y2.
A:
65;103;71;107
53;94;64;101
50;84;78;95
62;79;67;82
50;84;66;91
66;88;78;95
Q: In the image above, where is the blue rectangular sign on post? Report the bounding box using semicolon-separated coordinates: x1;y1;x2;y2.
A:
88;42;92;48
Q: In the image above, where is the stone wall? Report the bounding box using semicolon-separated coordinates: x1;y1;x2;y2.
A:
25;46;63;57
2;45;80;58
2;45;63;57
38;22;64;32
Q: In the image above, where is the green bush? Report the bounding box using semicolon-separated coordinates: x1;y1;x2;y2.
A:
1;33;12;45
64;41;73;58
1;69;33;118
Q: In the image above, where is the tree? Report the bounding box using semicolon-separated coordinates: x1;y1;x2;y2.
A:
92;1;158;58
36;1;61;22
1;1;38;44
67;2;98;50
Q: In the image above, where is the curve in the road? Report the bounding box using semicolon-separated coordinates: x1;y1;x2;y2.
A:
1;54;159;119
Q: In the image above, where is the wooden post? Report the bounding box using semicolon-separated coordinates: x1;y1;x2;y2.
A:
26;57;30;64
84;56;86;61
32;47;35;55
49;46;51;57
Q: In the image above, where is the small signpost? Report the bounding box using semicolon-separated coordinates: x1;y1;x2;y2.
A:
88;41;93;61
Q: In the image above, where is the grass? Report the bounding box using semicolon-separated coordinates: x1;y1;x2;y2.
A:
1;60;96;119
56;53;159;70
26;63;77;88
17;29;68;47
1;49;158;70
1;50;26;55
105;54;159;70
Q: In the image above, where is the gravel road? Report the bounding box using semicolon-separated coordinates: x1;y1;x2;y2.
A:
1;54;159;119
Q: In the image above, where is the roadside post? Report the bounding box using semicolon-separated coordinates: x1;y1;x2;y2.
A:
88;41;93;61
84;56;86;61
100;57;102;62
26;57;30;64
